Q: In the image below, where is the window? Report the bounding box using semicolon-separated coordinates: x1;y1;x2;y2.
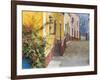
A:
71;17;74;24
72;28;73;35
77;31;78;37
77;21;78;27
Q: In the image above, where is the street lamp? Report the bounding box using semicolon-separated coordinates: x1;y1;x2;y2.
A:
49;15;55;35
49;15;53;24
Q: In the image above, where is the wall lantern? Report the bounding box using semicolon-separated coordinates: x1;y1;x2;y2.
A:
49;15;56;35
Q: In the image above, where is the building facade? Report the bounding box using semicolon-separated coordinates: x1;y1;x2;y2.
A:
69;13;80;40
22;11;80;68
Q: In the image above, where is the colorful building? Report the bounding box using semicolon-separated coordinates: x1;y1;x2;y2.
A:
43;12;65;66
22;11;80;68
69;13;80;40
79;14;89;40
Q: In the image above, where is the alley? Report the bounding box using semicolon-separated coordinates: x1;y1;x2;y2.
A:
47;40;89;68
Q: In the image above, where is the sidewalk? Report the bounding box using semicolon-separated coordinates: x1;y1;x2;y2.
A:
47;40;89;68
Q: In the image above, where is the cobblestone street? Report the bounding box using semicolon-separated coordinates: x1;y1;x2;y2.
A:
47;40;89;68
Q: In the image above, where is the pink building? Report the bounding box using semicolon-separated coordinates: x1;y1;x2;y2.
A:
69;14;80;40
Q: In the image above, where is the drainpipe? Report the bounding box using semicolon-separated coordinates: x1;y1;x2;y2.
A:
60;22;62;55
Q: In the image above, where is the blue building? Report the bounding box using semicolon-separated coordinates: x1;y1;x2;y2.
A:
78;14;89;40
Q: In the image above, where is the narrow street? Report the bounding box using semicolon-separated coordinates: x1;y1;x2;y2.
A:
47;40;89;68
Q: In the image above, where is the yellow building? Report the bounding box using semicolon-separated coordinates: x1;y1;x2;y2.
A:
44;12;64;66
22;11;65;67
22;11;80;68
64;13;71;40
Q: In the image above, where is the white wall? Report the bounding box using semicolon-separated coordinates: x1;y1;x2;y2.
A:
0;0;99;80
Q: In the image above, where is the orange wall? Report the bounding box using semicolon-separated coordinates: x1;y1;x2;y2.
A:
22;11;43;37
22;11;64;57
